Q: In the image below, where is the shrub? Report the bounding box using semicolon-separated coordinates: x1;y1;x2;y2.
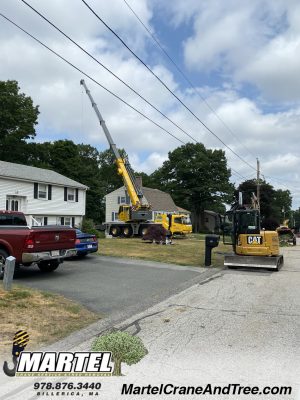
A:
91;331;148;376
80;218;100;238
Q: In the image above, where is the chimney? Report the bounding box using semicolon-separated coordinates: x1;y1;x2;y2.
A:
135;176;143;190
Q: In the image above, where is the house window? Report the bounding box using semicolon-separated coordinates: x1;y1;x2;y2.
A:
38;184;47;199
117;192;130;205
64;187;78;202
64;217;72;226
33;216;44;226
67;188;75;202
58;216;74;226
111;212;119;222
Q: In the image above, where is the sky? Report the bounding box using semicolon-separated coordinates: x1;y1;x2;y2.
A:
1;0;300;209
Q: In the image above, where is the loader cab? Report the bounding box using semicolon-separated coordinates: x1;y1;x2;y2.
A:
222;209;261;248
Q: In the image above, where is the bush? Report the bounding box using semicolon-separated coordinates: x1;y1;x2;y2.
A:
80;218;100;238
91;331;148;376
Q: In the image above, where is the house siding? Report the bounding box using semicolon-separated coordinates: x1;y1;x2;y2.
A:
105;187;132;223
0;177;86;226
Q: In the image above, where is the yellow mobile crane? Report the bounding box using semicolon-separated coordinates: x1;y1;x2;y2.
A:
80;80;192;237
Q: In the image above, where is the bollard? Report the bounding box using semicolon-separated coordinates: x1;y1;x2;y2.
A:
204;235;220;266
3;256;16;291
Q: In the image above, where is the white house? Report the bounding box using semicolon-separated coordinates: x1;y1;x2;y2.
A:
0;160;88;227
105;183;190;223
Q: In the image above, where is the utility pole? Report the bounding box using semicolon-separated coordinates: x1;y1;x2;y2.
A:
257;158;260;210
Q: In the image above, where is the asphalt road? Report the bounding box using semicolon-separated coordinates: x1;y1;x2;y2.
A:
15;255;210;321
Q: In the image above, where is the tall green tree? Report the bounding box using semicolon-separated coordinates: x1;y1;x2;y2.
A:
272;189;292;223
237;179;292;223
151;143;234;231
0;80;39;163
237;179;275;219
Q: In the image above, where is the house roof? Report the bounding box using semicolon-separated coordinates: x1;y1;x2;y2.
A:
204;210;218;216
0;160;87;189
106;185;183;212
142;187;178;212
176;206;190;214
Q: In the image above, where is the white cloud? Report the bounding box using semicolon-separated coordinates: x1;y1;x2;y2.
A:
164;0;300;103
1;0;300;208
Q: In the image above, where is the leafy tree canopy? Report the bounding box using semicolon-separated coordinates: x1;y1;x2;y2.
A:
150;142;234;214
237;179;292;223
0;80;39;163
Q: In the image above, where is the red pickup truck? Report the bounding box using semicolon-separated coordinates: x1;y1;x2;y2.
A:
0;211;76;277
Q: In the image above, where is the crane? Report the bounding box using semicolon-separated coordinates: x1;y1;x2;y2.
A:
80;79;192;237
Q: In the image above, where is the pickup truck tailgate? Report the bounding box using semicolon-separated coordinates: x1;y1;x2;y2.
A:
30;227;76;252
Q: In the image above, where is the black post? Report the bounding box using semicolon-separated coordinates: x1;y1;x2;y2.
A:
205;246;212;266
204;235;220;267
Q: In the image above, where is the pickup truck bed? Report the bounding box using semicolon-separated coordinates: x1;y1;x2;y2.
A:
0;211;76;277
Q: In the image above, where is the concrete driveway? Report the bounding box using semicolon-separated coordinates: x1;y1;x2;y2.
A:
15;255;216;322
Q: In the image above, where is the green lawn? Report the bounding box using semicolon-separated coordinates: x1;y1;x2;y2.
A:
98;234;230;267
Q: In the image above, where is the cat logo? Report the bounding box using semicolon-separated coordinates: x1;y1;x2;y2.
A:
247;236;262;245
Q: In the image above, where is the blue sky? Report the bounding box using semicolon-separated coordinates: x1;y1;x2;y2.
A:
1;0;300;208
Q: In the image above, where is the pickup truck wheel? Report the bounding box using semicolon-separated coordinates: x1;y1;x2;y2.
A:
38;260;60;272
0;249;8;279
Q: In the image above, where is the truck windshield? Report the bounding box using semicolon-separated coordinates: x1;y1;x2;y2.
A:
182;216;191;225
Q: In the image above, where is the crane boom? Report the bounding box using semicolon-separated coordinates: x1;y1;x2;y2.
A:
80;79;147;209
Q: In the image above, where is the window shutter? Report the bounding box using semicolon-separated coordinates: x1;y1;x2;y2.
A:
111;212;114;222
64;187;67;201
44;217;48;226
61;217;64;225
75;189;79;202
34;183;38;199
72;217;75;227
48;185;52;200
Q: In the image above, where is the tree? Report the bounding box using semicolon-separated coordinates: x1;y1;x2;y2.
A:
272;189;292;223
98;148;125;193
150;143;234;231
91;331;148;376
237;179;292;223
237;179;275;219
28;140;105;222
0;80;39;163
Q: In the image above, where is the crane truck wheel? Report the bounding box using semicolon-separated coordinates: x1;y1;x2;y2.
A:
110;226;121;237
122;226;133;238
139;225;148;237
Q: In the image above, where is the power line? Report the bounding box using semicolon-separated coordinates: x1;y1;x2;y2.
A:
123;0;299;197
0;11;247;182
81;0;257;172
20;0;199;144
19;0;249;181
122;0;257;161
0;12;185;146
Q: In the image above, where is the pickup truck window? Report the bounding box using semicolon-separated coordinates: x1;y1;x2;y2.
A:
0;214;27;226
